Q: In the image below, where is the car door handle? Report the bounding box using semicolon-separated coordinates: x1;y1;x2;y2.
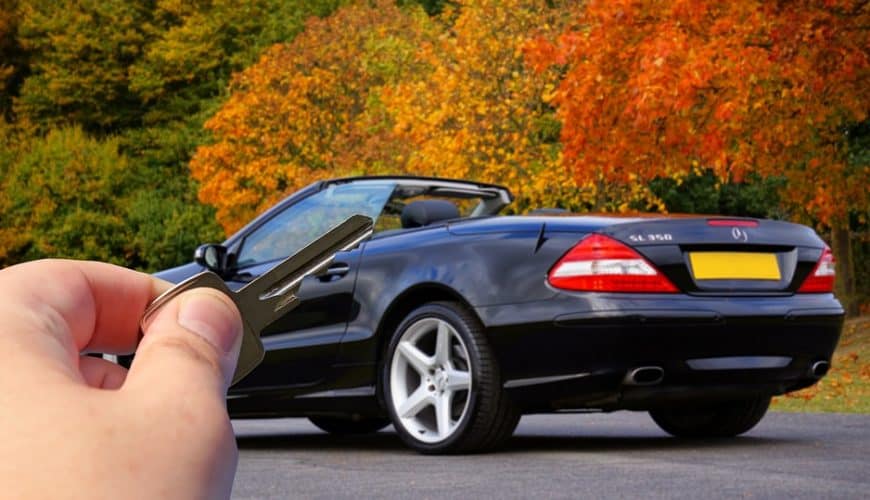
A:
318;263;350;281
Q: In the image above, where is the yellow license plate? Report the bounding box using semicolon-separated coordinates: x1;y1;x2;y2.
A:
689;252;781;280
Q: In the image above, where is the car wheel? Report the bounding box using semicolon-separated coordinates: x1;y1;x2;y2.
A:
383;301;519;454
308;416;391;435
649;395;772;438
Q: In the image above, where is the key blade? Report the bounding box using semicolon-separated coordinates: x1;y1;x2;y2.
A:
233;321;265;385
236;214;374;332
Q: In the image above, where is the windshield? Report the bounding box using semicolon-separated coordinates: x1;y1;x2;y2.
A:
236;182;394;268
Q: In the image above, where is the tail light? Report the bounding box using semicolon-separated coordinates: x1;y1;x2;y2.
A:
707;219;759;227
548;234;678;293
798;246;835;293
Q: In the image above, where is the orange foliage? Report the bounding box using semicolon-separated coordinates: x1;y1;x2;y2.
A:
190;1;438;232
192;0;618;232
526;0;870;225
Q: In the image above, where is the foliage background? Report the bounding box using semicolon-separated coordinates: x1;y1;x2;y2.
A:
0;0;866;316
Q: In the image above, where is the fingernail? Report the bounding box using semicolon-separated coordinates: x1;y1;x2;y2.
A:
177;291;242;355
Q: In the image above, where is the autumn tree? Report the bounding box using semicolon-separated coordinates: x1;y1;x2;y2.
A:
2;0;348;270
382;0;590;212
528;0;869;311
191;0;439;232
193;0;672;232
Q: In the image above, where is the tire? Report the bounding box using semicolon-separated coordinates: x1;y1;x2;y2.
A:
308;416;391;435
382;301;519;454
649;395;772;438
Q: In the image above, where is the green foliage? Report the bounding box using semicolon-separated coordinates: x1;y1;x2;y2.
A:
4;111;229;272
0;125;223;271
0;0;25;118
0;119;18;186
642;169;788;219
2;0;348;271
130;0;343;124
845;121;870;310
14;0;344;130
15;0;155;131
118;120;224;271
0;127;131;263
361;32;425;85
399;0;450;15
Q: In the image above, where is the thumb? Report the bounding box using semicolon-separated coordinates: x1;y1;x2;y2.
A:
126;288;243;397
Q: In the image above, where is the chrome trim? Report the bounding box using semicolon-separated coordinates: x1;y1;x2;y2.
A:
296;386;377;398
503;372;591;389
623;366;664;386
687;356;792;370
810;360;830;378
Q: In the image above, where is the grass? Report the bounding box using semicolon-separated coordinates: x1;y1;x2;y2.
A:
772;315;870;413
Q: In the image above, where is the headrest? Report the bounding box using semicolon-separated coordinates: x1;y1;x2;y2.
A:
401;200;461;229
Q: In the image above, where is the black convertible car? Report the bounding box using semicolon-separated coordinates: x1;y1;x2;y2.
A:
154;176;843;453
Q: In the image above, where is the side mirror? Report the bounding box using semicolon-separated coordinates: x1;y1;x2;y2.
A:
194;244;228;273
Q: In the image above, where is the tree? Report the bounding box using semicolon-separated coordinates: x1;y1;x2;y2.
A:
0;117;16;166
193;0;674;232
14;0;344;130
190;0;440;232
399;0;451;15
0;127;132;264
130;0;341;124
527;0;869;311
0;125;223;271
382;0;588;212
3;0;348;270
0;0;25;118
15;0;156;131
119;122;225;271
642;168;788;219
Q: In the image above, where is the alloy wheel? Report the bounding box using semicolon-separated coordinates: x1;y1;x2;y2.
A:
389;317;472;443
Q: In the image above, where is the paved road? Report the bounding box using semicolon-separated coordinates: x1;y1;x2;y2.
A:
231;412;869;499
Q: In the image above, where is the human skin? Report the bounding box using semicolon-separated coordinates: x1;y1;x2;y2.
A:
0;259;243;499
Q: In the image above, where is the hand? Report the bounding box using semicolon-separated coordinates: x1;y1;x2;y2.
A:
0;259;243;499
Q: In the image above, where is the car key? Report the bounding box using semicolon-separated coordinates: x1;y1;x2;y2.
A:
140;214;374;386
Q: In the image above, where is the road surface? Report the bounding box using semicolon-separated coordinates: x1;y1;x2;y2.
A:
232;411;868;499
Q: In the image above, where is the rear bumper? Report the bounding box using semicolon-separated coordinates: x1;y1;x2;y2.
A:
476;293;843;411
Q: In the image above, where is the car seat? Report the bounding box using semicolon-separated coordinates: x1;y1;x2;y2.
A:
400;200;461;229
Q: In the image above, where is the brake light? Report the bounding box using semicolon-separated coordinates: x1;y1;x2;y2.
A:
548;234;678;293
707;219;759;227
798;246;835;293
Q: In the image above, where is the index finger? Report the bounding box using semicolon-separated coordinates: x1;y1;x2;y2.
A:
0;259;171;357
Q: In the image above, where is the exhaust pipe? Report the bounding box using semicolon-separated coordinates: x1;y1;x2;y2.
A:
624;366;664;386
809;361;830;378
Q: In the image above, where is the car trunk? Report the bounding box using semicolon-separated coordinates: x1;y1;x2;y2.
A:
598;217;827;296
